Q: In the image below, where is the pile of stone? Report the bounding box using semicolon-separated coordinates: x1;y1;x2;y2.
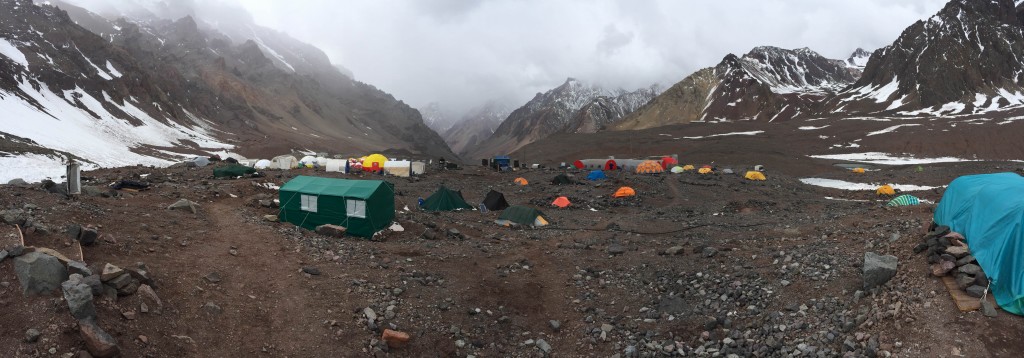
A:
914;225;988;298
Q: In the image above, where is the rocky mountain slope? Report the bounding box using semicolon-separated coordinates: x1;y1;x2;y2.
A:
467;78;656;159
441;101;511;157
824;0;1024;116
613;46;861;131
0;0;453;181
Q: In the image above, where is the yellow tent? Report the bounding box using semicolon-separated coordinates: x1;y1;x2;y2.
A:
613;187;636;198
636;160;664;174
876;185;895;196
682;165;695;171
514;177;529;185
852;168;865;173
744;171;766;181
362;154;388;172
698;167;713;174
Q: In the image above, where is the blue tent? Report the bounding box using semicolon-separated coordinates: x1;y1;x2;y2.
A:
934;173;1024;315
586;170;607;181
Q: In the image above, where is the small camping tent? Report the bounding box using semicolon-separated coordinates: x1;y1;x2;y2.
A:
299;156;318;168
887;194;920;207
551;174;573;185
384;160;412;177
213;164;257;178
271;155;298;170
362;154;388;172
514;177;529;185
186;156;210;167
698;167;713;174
744;171;766;181
636;160;664;174
495;206;548;227
660;156;678;169
613;187;636;198
682;165;695;171
670;166;685;174
934;173;1024;315
552;196;571;208
423;186;474;211
482;190;510;211
852;168;866;173
254;159;272;169
278;176;395;238
587;170;607;181
876;185;896;196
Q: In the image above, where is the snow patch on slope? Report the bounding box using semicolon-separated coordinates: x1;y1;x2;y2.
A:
0;37;28;67
799;178;941;191
809;152;975;165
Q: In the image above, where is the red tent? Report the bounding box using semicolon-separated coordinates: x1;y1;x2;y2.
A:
660;156;678;169
604;159;617;170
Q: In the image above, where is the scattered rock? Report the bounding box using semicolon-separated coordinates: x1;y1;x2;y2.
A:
79;319;119;358
62;278;97;320
956;255;976;266
381;329;410;348
302;266;321;275
958;264;982;276
125;266;155;287
702;246;718;258
364;307;377;322
664;246;684;255
536;338;552;353
965;285;986;298
25;328;40;343
421;229;438;240
945;245;969;258
315;224;347;237
862;252;898;290
0;249;7;263
549;320;561;332
202;302;222;315
14;252;69;295
68;261;92;277
263;215;278;223
136;284;162;314
99;264;123;282
167;199;199;214
982;300;998;317
78;226;98;246
607;244;626;255
931;261;955;277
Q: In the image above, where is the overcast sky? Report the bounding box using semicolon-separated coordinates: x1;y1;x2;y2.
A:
75;0;949;116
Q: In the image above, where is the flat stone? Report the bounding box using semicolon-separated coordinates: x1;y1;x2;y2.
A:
202;302;222;315
702;246;718;258
79;319;119;358
62;279;97;320
945;246;969;258
68;261;92;277
958;264;982;276
125;267;154;287
956;255;976;267
301;266;321;275
315;224;347;237
665;246;684;255
965;285;986;298
167;199;199;214
607;244;626;255
862;252;897;290
203;272;222;284
99;264;123;282
956;274;976;290
263;215;278;222
107;273;133;289
15;252;68;295
931;261;955;277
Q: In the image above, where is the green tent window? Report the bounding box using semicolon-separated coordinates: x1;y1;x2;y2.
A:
301;195;318;213
346;199;366;218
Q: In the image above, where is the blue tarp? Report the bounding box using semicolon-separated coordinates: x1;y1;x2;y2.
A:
587;170;607;181
934;172;1024;315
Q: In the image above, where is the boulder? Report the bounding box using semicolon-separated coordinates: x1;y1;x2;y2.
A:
381;329;410;348
78;226;98;246
99;264;124;282
78;319;119;358
167;199;199;214
965;285;986;298
62;278;97;320
315;224;347;237
68;261;92;277
136;284;162;314
125;266;155;287
862;252;898;290
8;178;28;185
15;252;69;295
956;274;975;290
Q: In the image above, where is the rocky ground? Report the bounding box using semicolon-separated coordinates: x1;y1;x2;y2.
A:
0;160;1023;357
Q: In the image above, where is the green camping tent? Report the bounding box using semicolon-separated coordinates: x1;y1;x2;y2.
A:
422;186;474;211
213;164;257;178
495;205;549;227
887;194;920;207
278;176;395;238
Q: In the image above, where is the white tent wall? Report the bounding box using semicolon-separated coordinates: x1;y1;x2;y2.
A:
383;160;412;177
616;159;644;170
271;155;298;170
325;159;346;173
577;159;606;170
411;162;426;175
254;159;272;169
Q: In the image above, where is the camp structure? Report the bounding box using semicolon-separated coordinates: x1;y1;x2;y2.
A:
670;166;685;174
493;156;512;171
636;160;664;174
934;173;1024;315
574;159;621;170
876;185;896;196
185;156;210;167
213;164;257;178
744;171;767;181
271;155;298;170
887;194;920;207
362;154;388;172
613;186;636;198
254;159;272;169
482;190;510;211
324;159;347;173
722;168;735;174
423;186;474;211
278;176;395;238
586;170;607;181
495;206;549;227
852;167;866;174
660;156;678;169
514;177;529;185
681;164;695;171
615;159;645;171
698;167;713;174
383;160;412;177
551;174;574;185
411;162;426;175
551;196;571;208
299;155;318;168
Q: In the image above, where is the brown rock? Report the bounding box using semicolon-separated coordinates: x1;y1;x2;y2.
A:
945;246;969;258
99;264;123;282
79;319;119;358
315;224;347;237
931;261;955;277
381;329;410;348
136;284;162;314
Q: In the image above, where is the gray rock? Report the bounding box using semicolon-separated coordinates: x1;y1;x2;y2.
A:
8;178;28;185
536;338;551;353
203;272;222;283
25;328;40;343
607;244;626;255
965;285;986;298
315;224;347;237
202;302;222;315
364;307;378;322
15;252;69;295
862;252;897;290
107;273;133;289
421;229;438;240
167;199;199;214
982;300;998;317
665;246;684;255
82;275;103;296
959;264;982;276
62;279;96;320
8;245;25;257
702;246;718;258
549;320;561;331
0;249;7;263
68;261;92;277
79;318;119;358
137;284;162;314
956;274;975;290
125;266;155;287
624;345;638;357
78;226;98;246
99;264;124;282
657;294;686;314
67;225;82;241
302;266;321;275
956;255;976;267
263;215;278;222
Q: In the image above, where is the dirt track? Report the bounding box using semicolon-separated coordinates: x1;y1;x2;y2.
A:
1;161;1023;357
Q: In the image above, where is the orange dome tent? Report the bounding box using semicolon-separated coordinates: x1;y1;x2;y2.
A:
636;160;664;174
876;185;896;196
613;186;636;198
551;196;571;208
698;167;713;174
744;171;767;181
682;164;695;171
852;168;865;173
514;177;529;185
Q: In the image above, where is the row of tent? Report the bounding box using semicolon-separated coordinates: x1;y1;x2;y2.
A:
196;153;426;177
419;186;549;227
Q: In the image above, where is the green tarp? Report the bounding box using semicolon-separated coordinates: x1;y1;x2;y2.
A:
213;164;257;178
423;186;473;211
278;176;394;238
934;173;1024;315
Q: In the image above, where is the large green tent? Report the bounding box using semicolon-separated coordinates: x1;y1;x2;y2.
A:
495;206;549;227
422;186;474;211
213;164;257;178
278;176;395;238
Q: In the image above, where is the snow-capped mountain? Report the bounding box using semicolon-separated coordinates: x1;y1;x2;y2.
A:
441;101;512;157
826;0;1024;116
0;0;453;181
846;48;873;68
566;85;660;133
467;78;656;159
614;46;859;130
419;102;458;133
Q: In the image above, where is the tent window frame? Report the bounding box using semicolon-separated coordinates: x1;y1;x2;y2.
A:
346;199;366;218
300;194;318;213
